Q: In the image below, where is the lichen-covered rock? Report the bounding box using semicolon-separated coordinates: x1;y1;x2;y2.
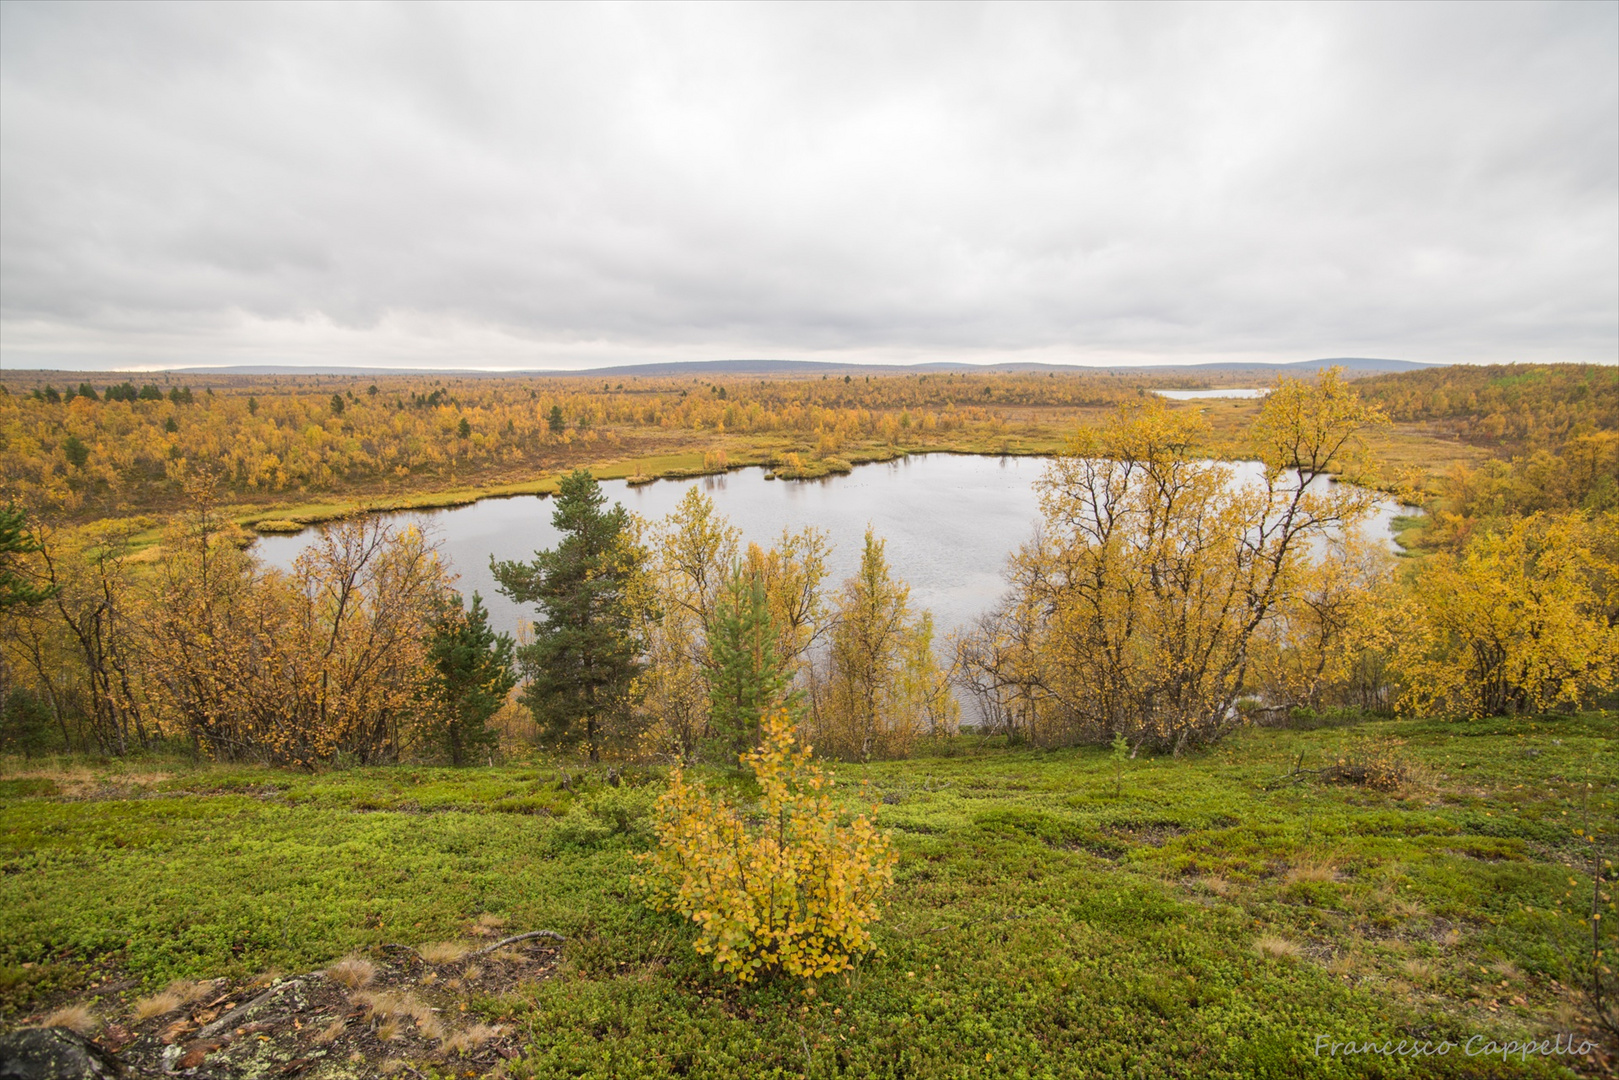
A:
0;1027;124;1080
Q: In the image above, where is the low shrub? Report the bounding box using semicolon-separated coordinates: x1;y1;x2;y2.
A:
638;709;896;982
553;783;657;847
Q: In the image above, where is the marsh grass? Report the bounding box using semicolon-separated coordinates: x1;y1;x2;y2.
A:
1;711;1610;1077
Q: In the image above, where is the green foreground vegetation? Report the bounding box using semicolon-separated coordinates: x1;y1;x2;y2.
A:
1;712;1611;1078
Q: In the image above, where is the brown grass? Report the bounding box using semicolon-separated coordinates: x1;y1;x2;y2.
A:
314;1018;347;1045
0;763;175;799
419;940;471;965
1326;949;1364;978
41;1004;97;1034
352;988;443;1040
324;954;376;990
1401;958;1439;985
1284;862;1339;885
443;1023;502;1056
131;991;183;1021
472;913;507;937
1255;935;1303;960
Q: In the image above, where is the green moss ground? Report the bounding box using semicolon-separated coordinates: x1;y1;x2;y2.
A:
1;713;1612;1078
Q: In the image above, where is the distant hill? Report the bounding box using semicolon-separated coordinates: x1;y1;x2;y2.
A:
136;357;1435;378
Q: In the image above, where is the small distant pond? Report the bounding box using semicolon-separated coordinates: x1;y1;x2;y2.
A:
1155;388;1270;400
253;454;1411;642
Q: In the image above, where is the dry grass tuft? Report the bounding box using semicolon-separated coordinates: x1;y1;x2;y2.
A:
1196;874;1235;897
315;1018;347;1045
443;1023;502;1055
1401;958;1438;984
379;1061;409;1077
376;1017;402;1042
1255;935;1303;960
325;954;377;990
415;1012;445;1043
1284;862;1339;885
41;1005;97;1034
461;964;483;981
353;989;441;1040
131;991;183;1022
419;940;472;965
160;978;216;1006
472;913;507;937
1390;895;1428;920
352;990;410;1021
1326;949;1363;978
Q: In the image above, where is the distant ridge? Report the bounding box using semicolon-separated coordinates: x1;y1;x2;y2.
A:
53;357;1435;377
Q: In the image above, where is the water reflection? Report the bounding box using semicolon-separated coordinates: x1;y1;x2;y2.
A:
253;454;1410;642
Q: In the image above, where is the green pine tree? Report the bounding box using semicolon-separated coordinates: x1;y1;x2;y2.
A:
424;593;516;765
493;470;645;760
547;405;566;434
0;689;54;758
0;505;56;610
706;568;791;762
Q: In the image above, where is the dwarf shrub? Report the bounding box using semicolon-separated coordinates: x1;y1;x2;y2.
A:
638;709;896;982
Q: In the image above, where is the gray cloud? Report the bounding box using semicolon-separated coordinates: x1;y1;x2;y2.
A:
2;1;1614;370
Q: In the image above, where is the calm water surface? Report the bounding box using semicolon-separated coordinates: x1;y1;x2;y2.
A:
254;455;1047;641
253;454;1408;642
1155;388;1270;400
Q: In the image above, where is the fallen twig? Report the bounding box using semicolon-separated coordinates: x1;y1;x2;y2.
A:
196;978;305;1039
469;930;567;959
377;943;422;960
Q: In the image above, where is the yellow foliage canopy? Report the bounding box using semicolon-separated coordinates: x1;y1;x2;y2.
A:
1388;510;1618;717
638;709;896;982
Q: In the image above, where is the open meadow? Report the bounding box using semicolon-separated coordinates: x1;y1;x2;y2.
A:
1;713;1612;1078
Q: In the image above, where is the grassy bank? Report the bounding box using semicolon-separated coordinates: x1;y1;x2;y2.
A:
223;414;1476;537
75;402;1467;556
2;713;1611;1077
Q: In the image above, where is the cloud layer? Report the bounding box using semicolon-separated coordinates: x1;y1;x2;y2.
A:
2;2;1614;370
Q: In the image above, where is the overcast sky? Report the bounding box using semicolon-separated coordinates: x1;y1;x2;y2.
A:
2;2;1614;372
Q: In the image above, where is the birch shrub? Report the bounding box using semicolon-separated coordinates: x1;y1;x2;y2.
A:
637;709;896;982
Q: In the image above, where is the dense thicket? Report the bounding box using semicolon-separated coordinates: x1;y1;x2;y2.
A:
0;494;511;764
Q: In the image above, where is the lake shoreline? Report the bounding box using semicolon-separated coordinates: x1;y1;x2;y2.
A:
235;443;1413;539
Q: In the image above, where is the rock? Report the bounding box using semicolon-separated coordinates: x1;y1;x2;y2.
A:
0;1027;124;1080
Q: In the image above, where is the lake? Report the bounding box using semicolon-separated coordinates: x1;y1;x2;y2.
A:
253;454;1410;642
1155;388;1270;400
